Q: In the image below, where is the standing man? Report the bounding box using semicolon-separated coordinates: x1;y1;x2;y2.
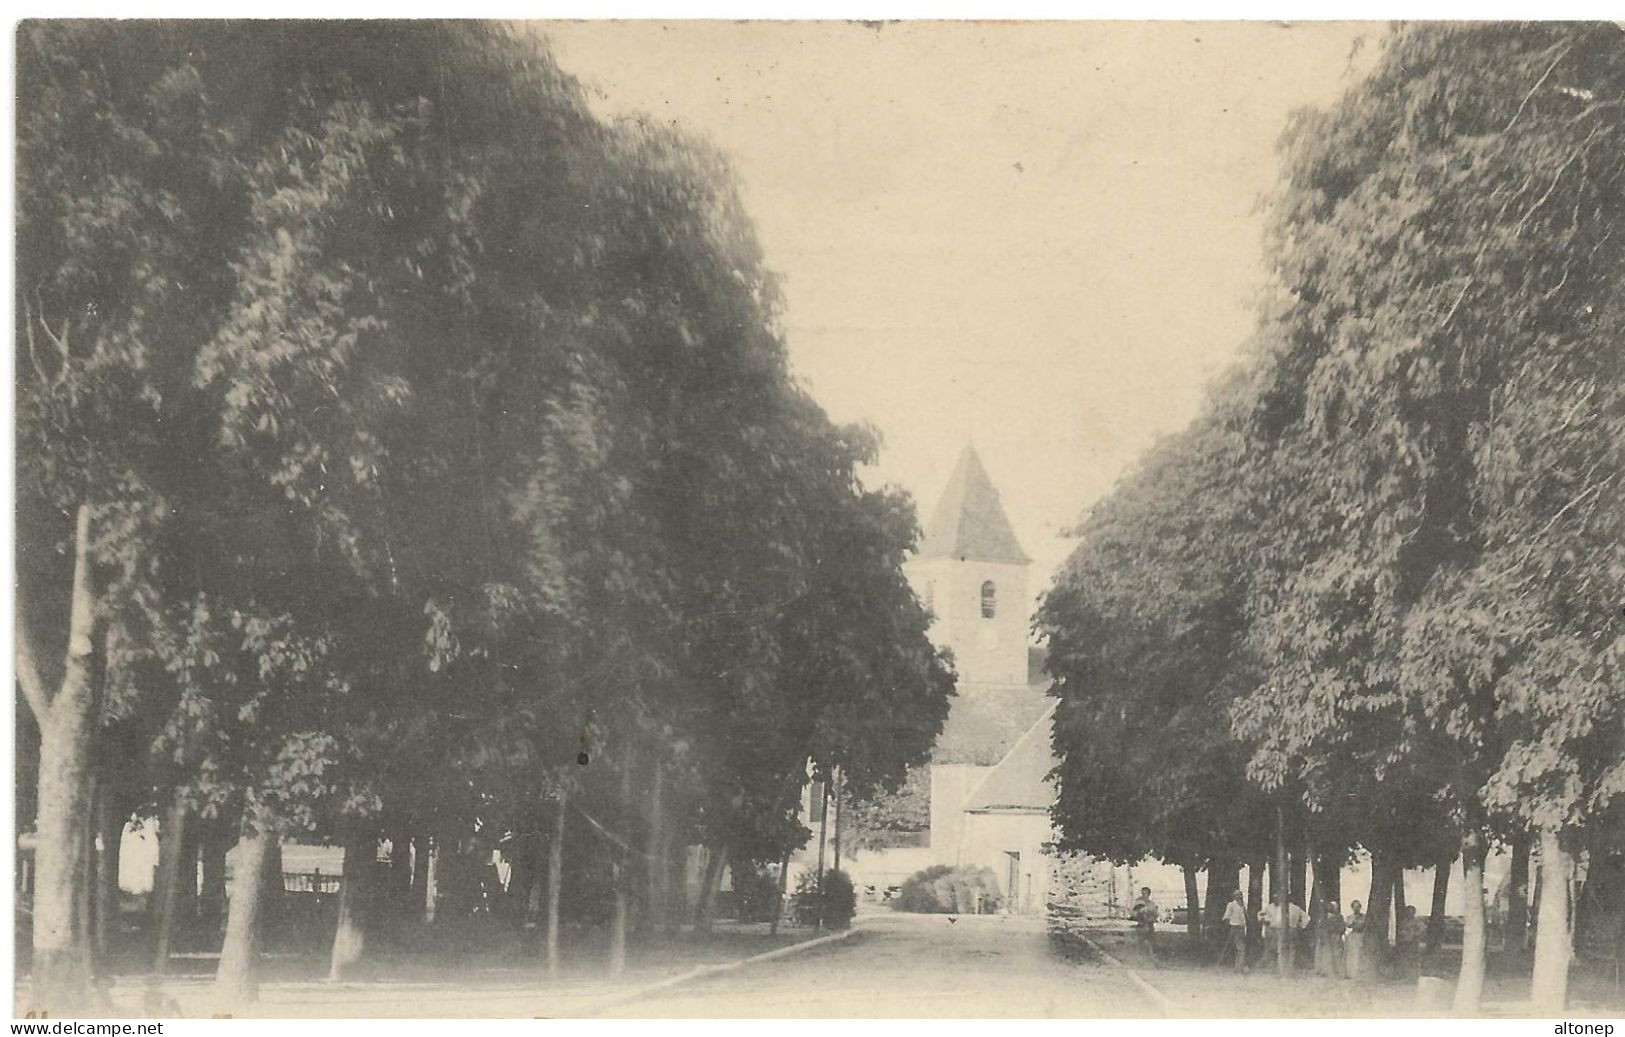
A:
1131;886;1160;968
1219;889;1249;971
1258;893;1283;970
1291;896;1312;967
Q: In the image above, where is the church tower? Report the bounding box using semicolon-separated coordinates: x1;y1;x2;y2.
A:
907;444;1031;688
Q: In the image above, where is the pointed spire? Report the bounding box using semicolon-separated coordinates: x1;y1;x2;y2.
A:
919;444;1030;564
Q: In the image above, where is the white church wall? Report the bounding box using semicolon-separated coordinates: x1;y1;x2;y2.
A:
906;556;1029;687
949;559;1029;686
959;810;1052;913
928;764;992;862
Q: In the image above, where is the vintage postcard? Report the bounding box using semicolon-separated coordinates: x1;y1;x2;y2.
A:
12;18;1625;1021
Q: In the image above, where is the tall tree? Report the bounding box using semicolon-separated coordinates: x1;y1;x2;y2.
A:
1229;21;1625;1007
16;22;252;1009
1043;394;1273;884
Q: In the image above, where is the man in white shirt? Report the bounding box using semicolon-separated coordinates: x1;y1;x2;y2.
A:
1219;889;1249;971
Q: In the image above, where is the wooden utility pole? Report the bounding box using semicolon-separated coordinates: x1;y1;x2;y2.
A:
832;768;843;873
815;777;831;931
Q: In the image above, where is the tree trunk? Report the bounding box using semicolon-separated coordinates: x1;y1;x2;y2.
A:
198;819;229;949
666;840;689;934
1314;853;1342;909
545;791;566;977
506;838;530;931
263;839;284;894
388;824;412;909
1308;846;1322;919
328;835;372;980
151;798;190;977
608;858;627;975
1507;832;1531;953
216;832;275;1006
644;762;664;936
1452;831;1488;1015
1393;868;1407;923
770;855;790;936
1428;851;1454;952
178;819;201;949
1246;857;1264;947
608;756;632;975
524;853;544;932
21;505;100;1015
1530;827;1572;1013
694;845;727;933
93;794;123;964
410;833;431;925
1571;850;1620;955
423;835;440;925
1275;806;1292;975
1363;850;1395;981
78;780;97;972
1183;863;1202;937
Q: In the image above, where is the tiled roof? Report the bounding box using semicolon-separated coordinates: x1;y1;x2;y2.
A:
962;700;1059;812
933;682;1053;766
919;444;1030;564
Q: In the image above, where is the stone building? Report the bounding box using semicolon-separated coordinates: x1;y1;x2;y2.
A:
905;443;1033;689
897;444;1116;914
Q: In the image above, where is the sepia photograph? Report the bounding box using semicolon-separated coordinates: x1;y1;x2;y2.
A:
10;16;1625;1022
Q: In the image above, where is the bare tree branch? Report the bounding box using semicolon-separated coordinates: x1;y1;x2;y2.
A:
1512;126;1600;240
22;298;51;388
24;289;75;390
1444;126;1605;331
1504;39;1575;135
37;314;73;380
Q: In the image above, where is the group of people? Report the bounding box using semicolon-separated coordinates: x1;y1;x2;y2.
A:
1130;885;1432;979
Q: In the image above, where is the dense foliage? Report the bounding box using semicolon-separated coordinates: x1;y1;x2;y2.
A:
15;21;953;1011
1040;22;1624;1011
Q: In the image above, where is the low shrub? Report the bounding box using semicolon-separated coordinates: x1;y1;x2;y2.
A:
821;868;856;929
731;861;784;923
791;867;856;929
892;864;1003;914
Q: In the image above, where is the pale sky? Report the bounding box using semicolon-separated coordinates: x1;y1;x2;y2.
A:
543;21;1381;587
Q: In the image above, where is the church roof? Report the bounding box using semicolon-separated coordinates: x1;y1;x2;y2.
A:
919;444;1030;564
962;700;1059;813
934;683;1052;765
